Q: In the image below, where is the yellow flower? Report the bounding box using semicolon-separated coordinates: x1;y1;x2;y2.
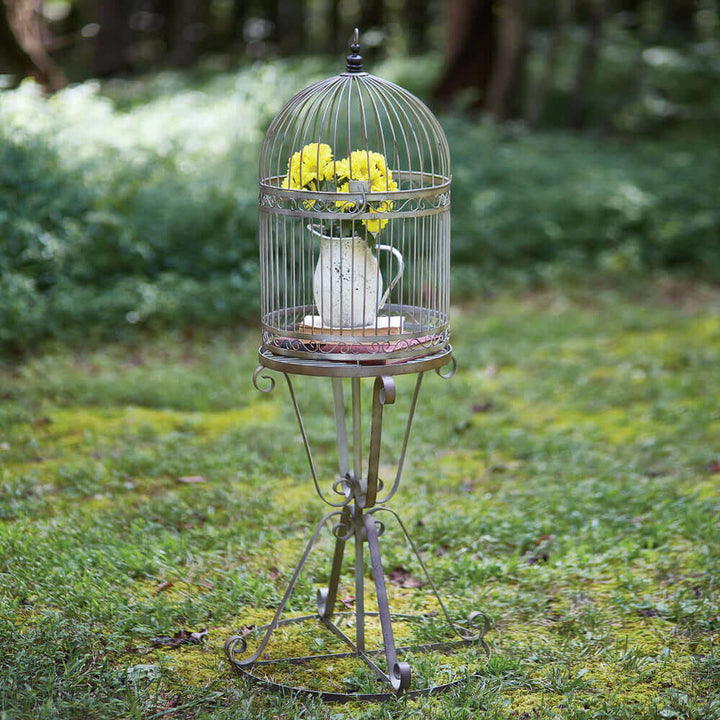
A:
365;201;393;233
334;150;397;233
333;150;397;191
281;143;334;189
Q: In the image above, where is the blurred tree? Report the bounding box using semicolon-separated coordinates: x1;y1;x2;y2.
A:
663;0;696;35
432;0;531;119
432;0;495;107
326;0;341;53
166;0;210;67
231;0;246;41
485;0;530;119
93;0;131;76
360;0;385;31
568;0;608;128
277;0;305;54
527;0;575;128
1;0;66;89
405;0;431;49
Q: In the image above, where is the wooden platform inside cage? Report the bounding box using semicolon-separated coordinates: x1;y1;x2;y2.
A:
299;315;404;336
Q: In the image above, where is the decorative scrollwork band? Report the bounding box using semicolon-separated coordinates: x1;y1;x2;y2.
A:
261;328;450;360
259;190;451;220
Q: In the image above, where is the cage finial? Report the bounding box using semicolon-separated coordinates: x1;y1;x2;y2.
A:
346;28;363;73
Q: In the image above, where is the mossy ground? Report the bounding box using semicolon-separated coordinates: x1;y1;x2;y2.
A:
1;283;719;719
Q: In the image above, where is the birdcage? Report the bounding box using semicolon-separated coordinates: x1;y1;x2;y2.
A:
258;31;451;364
226;32;488;702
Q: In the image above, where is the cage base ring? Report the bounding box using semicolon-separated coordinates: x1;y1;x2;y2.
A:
225;611;488;703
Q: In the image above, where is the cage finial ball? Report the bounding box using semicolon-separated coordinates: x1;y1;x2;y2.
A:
346;28;363;73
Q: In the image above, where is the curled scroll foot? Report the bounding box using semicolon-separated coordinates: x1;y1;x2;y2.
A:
435;355;457;380
253;365;276;393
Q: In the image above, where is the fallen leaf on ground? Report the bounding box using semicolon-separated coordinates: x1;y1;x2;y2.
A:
268;566;281;580
150;628;208;648
471;400;494;413
388;566;423;589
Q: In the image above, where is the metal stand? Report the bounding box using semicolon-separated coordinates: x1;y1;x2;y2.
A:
225;348;489;702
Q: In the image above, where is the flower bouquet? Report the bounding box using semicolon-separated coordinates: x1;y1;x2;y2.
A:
280;143;404;330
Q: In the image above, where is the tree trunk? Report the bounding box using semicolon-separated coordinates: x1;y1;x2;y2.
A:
485;0;530;120
526;0;574;128
277;0;304;55
325;0;340;54
662;0;695;38
1;0;66;89
432;0;495;108
405;0;430;50
568;0;607;129
232;0;246;41
167;0;210;68
360;0;384;30
93;0;131;77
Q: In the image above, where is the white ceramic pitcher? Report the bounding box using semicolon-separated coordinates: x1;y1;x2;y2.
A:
310;229;403;329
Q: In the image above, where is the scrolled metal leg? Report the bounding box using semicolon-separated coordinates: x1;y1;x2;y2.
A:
363;513;411;693
225;509;343;668
365;376;396;509
317;506;352;619
232;354;490;701
368;506;491;655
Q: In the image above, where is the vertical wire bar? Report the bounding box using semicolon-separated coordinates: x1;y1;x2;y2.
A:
275;216;281;331
269;215;276;330
283;214;289;330
413;212;419;324
392;372;423;495
332;378;350;479
421;212;428;328
442;209;450;323
352;377;362;481
431;212;436;329
292;216;297;325
366;78;414;186
355;520;365;652
259;214;266;323
309;216;316;329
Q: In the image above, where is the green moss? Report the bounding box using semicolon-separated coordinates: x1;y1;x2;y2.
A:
2;288;719;718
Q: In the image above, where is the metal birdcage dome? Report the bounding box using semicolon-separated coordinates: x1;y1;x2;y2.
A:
258;30;451;365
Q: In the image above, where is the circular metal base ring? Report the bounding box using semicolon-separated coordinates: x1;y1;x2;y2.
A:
225;612;489;704
257;346;454;378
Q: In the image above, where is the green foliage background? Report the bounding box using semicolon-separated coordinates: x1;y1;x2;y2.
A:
1;53;719;353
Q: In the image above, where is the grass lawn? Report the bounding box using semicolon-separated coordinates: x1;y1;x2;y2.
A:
1;281;719;719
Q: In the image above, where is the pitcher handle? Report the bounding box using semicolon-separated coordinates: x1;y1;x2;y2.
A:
375;245;404;310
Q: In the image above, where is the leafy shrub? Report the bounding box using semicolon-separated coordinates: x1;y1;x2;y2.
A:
448;121;720;291
0;58;718;353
